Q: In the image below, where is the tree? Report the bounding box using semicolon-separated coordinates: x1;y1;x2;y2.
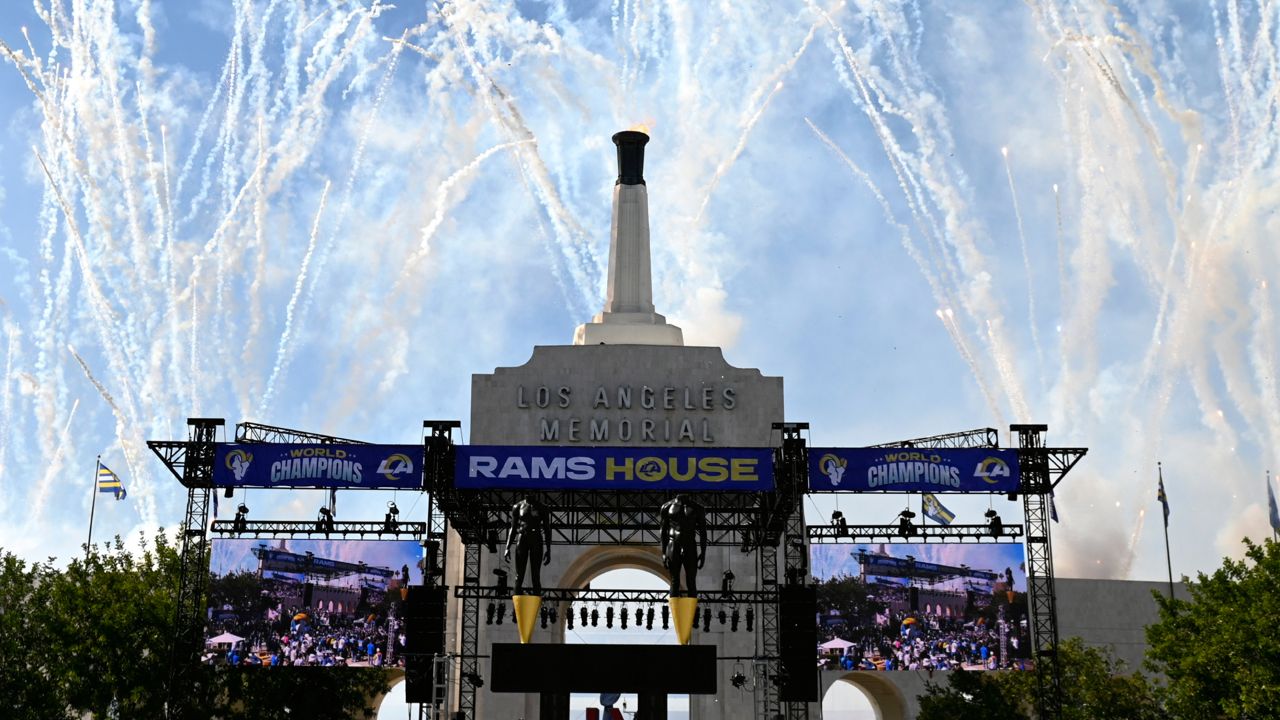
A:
1146;537;1280;719
0;533;392;719
916;637;1163;720
917;667;1027;720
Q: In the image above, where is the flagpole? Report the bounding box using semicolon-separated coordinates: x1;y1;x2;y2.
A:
87;455;101;559
1160;462;1173;600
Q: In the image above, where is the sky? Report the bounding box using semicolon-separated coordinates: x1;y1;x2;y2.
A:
0;0;1278;609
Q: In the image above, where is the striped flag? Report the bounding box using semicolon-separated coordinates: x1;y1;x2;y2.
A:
921;493;956;525
98;463;126;500
1268;472;1278;535
1157;465;1169;525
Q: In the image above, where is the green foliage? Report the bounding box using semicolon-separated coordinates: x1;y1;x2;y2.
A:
917;638;1162;720
1146;538;1280;719
814;573;884;624
917;667;1027;720
0;533;392;720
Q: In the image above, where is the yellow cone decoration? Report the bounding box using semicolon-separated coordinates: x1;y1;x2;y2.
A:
513;595;542;644
669;596;698;646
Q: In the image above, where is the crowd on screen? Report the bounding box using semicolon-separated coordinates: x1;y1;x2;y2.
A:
205;604;406;668
818;600;1031;672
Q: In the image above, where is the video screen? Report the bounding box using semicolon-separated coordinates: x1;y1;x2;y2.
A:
205;539;422;668
812;543;1031;672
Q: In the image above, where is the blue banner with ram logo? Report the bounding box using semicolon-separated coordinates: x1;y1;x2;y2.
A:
455;446;774;491
213;444;424;488
808;448;1020;493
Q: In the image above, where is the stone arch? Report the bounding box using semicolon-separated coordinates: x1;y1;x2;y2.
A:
821;671;909;720
550;545;667;644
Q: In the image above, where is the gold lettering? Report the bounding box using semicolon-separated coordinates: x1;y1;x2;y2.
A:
730;458;758;481
699;457;728;482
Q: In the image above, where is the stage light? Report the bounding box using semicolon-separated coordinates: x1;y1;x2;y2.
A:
634;607;643;628
223;486;235;499
485;603;495;625
730;663;748;689
496;602;506;625
606;606;614;629
897;509;916;538
646;606;654;630
620;605;628;629
745;607;754;632
590;608;599;628
718;610;726;627
985;509;1003;537
233;504;249;533
464;672;484;688
493;568;509;594
661;604;670;630
316;506;333;536
832;510;849;536
566;605;574;630
384;501;400;532
731;608;740;632
721;570;735;596
702;606;711;633
485;528;499;554
580;606;588;627
549;607;558;624
739;530;753;553
539;607;549;629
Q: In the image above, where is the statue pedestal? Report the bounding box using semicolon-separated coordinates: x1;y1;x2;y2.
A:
669;596;698;646
513;595;542;644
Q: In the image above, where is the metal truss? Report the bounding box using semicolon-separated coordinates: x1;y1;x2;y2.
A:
160;418;222;719
234;421;369;444
455;542;482;720
757;540;780;718
454;586;779;604
209;519;426;539
777;425;812;720
808;523;1024;543
870;427;999;449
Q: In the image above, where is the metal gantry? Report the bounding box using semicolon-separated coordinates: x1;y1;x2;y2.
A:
209;519;427;539
808;523;1025;543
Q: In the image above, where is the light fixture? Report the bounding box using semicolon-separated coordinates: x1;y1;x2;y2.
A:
634;607;643;628
661;604;669;630
718;610;727;627
702;606;712;632
486;603;495;625
566;606;574;630
721;570;735;596
539;607;549;629
496;602;506;625
590;608;599;628
620;605;628;630
234;504;249;533
464;672;484;688
580;606;588;627
646;606;654;630
745;607;754;632
606;606;614;629
985;509;1003;537
730;608;740;632
486;528;499;554
897;509;917;538
384;501;400;532
316;506;333;536
730;662;748;690
832;510;849;536
493;568;509;593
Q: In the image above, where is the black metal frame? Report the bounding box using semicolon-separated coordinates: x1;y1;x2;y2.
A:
209;519;427;539
808;523;1025;543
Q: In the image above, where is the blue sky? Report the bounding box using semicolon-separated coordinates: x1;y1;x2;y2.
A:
1;0;1277;598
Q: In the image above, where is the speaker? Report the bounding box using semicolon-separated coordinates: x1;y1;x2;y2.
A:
778;585;817;702
404;586;447;703
301;582;314;608
909;586;919;612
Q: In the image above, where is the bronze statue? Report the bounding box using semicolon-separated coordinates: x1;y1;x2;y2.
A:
659;494;707;597
504;493;551;594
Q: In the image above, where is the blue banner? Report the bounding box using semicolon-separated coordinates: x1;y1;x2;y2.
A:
214;444;423;489
456;446;774;491
808;448;1020;493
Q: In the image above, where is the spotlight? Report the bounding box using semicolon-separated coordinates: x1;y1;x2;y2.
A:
635;607;643;627
549;606;558;624
606;606;614;629
832;510;849;536
464;672;484;688
316;506;333;536
620;606;628;630
486;603;495;625
646;606;655;630
718;610;727;627
661;604;670;630
580;606;588;627
721;570;735;596
740;530;753;553
539;607;549;629
731;608;740;632
746;607;754;632
897;509;916;538
730;663;748;689
223;486;235;499
496;602;506;625
233;504;249;533
985;509;1003;537
486;528;499;554
566;606;574;630
384;501;400;532
702;606;711;633
590;608;599;628
493;568;509;594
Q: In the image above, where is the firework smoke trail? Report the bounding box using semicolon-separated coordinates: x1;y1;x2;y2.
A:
30;398;78;523
806;119;1005;425
0;324;15;496
259;180;332;419
1001;147;1045;388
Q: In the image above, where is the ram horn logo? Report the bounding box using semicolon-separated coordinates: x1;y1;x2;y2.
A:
225;449;253;482
973;456;1011;483
377;453;415;482
818;453;847;486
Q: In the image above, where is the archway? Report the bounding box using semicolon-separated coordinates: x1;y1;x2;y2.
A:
821;672;909;720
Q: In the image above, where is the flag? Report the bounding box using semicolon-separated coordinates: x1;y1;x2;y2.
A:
1157;464;1169;525
921;493;956;525
1268;472;1279;535
97;463;126;501
1049;490;1059;523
